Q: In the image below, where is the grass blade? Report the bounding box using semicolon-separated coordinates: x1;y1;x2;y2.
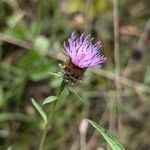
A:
88;119;125;150
69;87;82;100
31;98;47;124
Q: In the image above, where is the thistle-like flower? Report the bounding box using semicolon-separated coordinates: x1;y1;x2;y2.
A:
62;32;106;84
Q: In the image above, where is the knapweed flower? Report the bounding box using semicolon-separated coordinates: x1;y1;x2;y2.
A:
62;32;106;84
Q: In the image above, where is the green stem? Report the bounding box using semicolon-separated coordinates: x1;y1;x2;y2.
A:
39;80;66;150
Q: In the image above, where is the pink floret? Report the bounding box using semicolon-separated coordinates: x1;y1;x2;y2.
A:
63;32;107;68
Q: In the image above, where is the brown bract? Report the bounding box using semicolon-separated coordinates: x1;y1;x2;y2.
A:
62;58;86;84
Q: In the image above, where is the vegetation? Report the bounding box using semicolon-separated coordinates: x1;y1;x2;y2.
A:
0;0;150;150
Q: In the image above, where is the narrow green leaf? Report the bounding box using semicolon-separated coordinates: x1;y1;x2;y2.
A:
31;98;47;124
43;96;57;105
48;72;61;77
88;119;125;150
69;87;82;100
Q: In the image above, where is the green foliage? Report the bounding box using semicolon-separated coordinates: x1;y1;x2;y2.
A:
31;98;47;124
4;27;27;40
0;0;149;149
42;96;57;105
0;113;34;123
88;120;125;150
33;36;50;56
68;86;82;101
7;13;24;28
30;21;42;37
0;83;4;107
144;67;150;85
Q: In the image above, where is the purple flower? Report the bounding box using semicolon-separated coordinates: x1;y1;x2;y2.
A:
63;32;106;68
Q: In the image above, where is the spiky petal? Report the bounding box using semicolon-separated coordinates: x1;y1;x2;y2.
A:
63;32;106;68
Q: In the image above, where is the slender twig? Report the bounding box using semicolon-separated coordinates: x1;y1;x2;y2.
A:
84;0;93;33
123;19;150;76
0;33;31;49
113;0;122;139
92;69;150;94
136;19;150;50
0;33;64;61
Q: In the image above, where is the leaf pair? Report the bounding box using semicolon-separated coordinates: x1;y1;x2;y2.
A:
31;96;57;124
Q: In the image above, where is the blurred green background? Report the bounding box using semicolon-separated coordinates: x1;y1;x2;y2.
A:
0;0;150;150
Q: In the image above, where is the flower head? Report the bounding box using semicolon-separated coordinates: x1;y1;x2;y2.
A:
63;32;106;68
62;32;107;84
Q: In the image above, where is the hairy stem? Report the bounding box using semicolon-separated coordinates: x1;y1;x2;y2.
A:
39;80;66;150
